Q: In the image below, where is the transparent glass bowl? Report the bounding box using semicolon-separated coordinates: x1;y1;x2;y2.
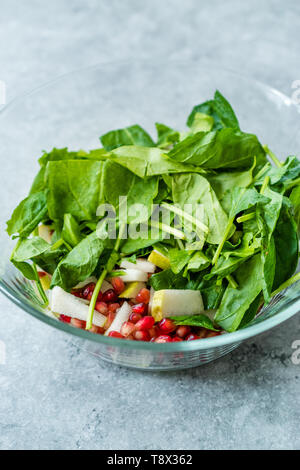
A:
0;60;299;370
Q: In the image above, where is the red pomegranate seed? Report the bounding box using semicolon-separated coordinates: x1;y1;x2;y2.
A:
186;333;200;341
120;321;136;337
176;325;191;338
108;331;124;339
148;326;160;339
129;312;142;324
197;328;207;339
102;289;118;303
134;330;150;341
110;277;125;295
135;316;155;331
205;331;221;338
83;283;95;300
60;314;71;323
71;318;86;329
132;303;148;315
158;318;176;334
154;335;173;343
95;301;108;315
172;336;183;342
108;303;120;313
71;289;83;298
104;311;116;330
135;288;150;304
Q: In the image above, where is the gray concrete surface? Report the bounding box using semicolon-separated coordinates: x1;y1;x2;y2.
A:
0;0;300;450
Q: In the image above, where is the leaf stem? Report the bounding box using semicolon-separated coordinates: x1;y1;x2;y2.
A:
86;224;126;330
32;263;49;307
150;219;186;240
264;145;282;168
260;175;270;194
284;177;300;191
271;272;300;297
252;162;270;183
212;217;234;265
226;274;238;289
236;212;256;224
161;202;209;234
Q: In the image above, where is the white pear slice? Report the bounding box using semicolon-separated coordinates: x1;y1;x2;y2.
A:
74;276;98;289
105;302;132;336
119;269;148;282
50;286;106;327
38;224;53;244
151;289;204;322
120;259;155;273
119;281;146;299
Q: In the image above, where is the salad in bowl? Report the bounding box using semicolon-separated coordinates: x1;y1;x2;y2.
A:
6;90;300;344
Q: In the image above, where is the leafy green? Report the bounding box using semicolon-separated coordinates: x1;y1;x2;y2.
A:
100;124;155;151
168;128;266;170
149;268;187;290
169;314;218;331
290;185;300;235
51;231;111;290
215;254;263;331
45;160;104;222
61;214;82;248
155;123;180;148
6;191;48;238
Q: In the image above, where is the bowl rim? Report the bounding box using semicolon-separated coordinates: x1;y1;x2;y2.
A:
0;58;299;352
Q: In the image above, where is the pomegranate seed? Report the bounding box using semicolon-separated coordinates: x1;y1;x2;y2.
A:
110;277;125;295
120;321;136;337
71;289;83;298
126;334;135;341
186;333;200;341
135;288;150;304
104;311;116;330
71;318;86;329
205;331;221;338
148;326;160;339
83;283;95;300
172;336;183;342
108;331;124;339
197;328;207;339
135;316;155;331
176;325;191;338
134;330;150;341
95;301;108;315
154;335;173;343
60;314;71;323
129;312;142;324
108;303;120;313
132;303;147;315
90;325;100;334
102;289;118;303
158;318;176;334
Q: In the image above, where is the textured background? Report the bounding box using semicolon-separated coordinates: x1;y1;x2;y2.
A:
0;0;300;450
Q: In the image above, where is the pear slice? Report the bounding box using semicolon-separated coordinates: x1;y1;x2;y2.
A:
119;281;146;299
50;286;106;327
119;269;148;282
39;272;51;291
151;289;204;322
148;250;170;270
38;224;53;244
105;302;132;335
120;258;156;273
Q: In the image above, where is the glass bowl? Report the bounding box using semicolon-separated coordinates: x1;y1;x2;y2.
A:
0;60;299;370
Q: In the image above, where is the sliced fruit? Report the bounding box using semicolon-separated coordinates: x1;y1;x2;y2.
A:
38;272;51;291
119;281;146;299
50;286;106;327
74;276;98;289
120;258;156;273
119;269;148;283
148;250;170;270
38;224;53;244
151;289;204;322
105;302;132;336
